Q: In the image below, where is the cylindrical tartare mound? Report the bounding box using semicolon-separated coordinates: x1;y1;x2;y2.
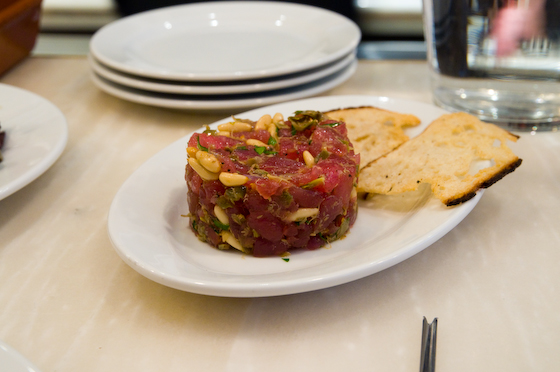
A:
185;110;359;257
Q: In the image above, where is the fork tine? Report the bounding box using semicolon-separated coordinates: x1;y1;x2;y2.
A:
420;317;438;372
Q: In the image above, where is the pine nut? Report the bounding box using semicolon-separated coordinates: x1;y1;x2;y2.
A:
232;121;252;132
219;172;248;186
255;114;272;130
268;123;277;140
186;147;198;158
272;112;284;123
246;139;268;147
214;205;229;226
303;150;315;167
286;208;319;222
196;151;221;173
217;123;233;131
221;231;244;251
188;158;219;181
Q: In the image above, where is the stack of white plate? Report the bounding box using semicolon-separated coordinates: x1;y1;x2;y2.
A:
88;1;361;111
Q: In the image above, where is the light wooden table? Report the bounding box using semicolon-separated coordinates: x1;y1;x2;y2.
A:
1;57;559;372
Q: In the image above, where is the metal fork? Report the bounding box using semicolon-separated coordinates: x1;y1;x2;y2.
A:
420;317;438;372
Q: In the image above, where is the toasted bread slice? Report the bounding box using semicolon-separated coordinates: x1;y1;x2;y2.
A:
357;112;522;206
324;106;421;169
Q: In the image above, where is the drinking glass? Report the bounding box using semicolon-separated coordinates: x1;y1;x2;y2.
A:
423;0;560;131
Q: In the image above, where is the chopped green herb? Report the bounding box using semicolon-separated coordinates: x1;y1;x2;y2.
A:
225;186;246;202
282;258;290;262
213;218;229;231
315;149;330;162
192;220;208;242
302;176;325;189
251;169;268;176
255;146;277;156
333;217;350;240
216;196;234;209
244;158;258;167
202;125;216;134
273;120;290;129
197;136;208;151
321;121;342;127
288;110;327;131
231;214;247;225
278;190;293;207
268;136;277;146
231;116;252;124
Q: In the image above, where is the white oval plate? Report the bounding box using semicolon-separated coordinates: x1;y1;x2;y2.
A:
89;51;356;95
0;341;40;372
91;59;357;110
0;340;42;372
0;84;68;201
107;95;483;297
89;1;361;81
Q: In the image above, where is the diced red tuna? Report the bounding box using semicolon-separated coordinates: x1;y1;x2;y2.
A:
185;111;359;257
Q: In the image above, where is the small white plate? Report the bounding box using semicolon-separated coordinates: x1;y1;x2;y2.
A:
89;1;361;81
107;95;483;297
0;340;42;372
91;59;357;110
0;84;68;201
89;51;356;95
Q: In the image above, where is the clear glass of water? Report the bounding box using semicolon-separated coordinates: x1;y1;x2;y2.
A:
423;0;560;131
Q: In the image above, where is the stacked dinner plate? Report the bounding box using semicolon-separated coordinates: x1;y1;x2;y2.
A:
88;1;361;111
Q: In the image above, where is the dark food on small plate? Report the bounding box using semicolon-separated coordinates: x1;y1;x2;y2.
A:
185;111;360;257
